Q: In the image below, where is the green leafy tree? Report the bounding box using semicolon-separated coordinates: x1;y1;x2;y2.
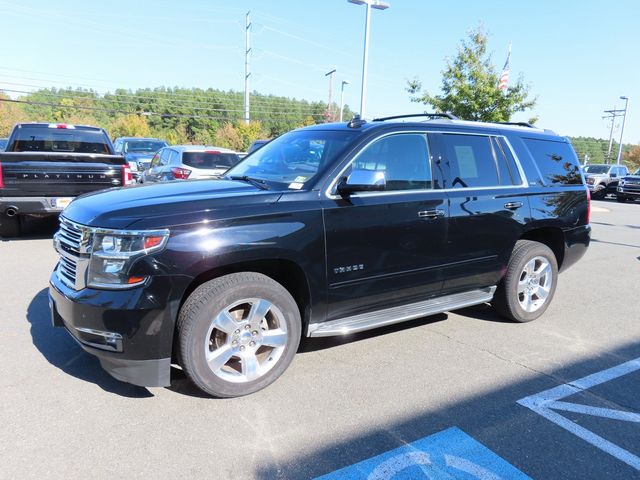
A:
407;28;536;122
0;93;27;136
109;114;151;138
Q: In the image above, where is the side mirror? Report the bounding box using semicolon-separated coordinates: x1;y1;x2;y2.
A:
337;170;386;195
610;173;617;178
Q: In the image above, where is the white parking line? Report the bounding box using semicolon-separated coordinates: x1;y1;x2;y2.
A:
518;357;640;471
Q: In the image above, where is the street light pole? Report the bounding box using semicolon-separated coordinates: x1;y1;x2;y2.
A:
339;80;350;122
348;0;389;119
615;96;629;165
325;68;337;122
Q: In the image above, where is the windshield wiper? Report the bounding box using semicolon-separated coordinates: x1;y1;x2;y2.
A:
227;175;270;190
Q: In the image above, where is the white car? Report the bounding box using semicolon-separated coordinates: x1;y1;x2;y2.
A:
141;145;241;183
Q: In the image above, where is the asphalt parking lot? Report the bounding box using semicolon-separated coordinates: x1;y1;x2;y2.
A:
1;200;639;480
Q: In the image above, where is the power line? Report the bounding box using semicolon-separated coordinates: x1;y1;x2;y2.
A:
0;87;327;117
0;97;323;121
0;77;328;110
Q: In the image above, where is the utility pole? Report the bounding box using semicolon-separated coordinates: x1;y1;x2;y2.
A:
244;11;251;125
325;68;336;122
339;80;350;122
603;106;625;163
615;96;629;165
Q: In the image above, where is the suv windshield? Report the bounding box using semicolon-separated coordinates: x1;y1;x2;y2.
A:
125;140;167;153
583;165;610;174
226;130;358;188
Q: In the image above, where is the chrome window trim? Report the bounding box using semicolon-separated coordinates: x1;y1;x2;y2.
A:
324;130;529;199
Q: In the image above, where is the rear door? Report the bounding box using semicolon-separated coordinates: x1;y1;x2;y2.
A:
322;131;448;320
434;132;529;293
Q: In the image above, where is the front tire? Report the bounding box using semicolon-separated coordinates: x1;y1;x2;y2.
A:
616;195;627;203
492;240;558;323
591;185;606;200
178;272;301;398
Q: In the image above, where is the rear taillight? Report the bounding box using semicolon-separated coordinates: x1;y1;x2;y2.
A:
122;165;133;185
586;186;591;224
0;160;4;188
171;167;191;180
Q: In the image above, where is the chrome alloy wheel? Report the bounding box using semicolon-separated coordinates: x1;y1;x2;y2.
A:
204;298;289;383
517;256;553;313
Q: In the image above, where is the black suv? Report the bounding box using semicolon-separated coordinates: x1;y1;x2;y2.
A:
49;114;591;397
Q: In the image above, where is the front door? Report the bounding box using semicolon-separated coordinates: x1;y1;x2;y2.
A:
322;132;448;321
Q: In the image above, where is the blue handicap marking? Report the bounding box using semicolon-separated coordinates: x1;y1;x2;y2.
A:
315;427;530;480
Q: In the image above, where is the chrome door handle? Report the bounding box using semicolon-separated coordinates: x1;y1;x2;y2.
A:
418;209;445;219
504;201;523;210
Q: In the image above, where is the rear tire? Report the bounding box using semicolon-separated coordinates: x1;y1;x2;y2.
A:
0;214;21;238
178;272;301;398
492;240;558;323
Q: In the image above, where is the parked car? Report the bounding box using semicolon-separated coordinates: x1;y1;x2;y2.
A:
616;167;640;203
0;138;8;151
583;163;629;199
140;145;240;183
247;139;270;154
113;137;168;181
49;114;590;397
0;123;130;237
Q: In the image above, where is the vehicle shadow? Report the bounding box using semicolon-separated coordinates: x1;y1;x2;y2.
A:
0;216;58;241
26;288;153;398
254;341;640;480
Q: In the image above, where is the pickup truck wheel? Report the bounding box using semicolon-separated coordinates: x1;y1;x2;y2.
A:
0;214;21;238
492;240;558;323
616;195;627;203
178;272;301;398
591;186;606;200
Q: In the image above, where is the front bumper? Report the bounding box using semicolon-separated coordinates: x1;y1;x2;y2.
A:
617;185;640;197
49;269;191;388
0;196;69;215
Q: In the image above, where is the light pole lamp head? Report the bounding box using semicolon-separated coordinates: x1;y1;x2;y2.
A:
342;80;351;87
348;0;390;9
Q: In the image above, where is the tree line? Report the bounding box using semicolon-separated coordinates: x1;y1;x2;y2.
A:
0;88;353;151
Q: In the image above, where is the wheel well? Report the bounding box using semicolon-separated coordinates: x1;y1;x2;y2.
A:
520;227;565;268
180;259;312;329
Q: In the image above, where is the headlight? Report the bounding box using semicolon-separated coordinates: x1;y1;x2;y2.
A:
87;229;169;289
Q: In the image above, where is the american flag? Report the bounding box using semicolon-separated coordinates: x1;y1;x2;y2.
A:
498;44;511;91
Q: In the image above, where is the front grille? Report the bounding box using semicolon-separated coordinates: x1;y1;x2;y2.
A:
54;217;90;290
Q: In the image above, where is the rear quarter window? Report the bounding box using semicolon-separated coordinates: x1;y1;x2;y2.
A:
522;138;582;185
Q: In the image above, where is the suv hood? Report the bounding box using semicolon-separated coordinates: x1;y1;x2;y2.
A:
62;179;282;229
125;152;155;162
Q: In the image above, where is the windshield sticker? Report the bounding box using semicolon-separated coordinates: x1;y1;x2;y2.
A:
294;176;308;183
288;182;304;190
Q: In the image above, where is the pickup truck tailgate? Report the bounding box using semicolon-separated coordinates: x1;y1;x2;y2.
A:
0;153;126;197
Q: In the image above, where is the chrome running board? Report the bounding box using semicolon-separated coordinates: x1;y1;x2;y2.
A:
307;286;496;337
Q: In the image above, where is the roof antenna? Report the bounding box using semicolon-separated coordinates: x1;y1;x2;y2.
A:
348;114;366;128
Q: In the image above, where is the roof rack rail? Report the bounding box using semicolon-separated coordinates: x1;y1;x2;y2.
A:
372;113;459;122
495;122;536;128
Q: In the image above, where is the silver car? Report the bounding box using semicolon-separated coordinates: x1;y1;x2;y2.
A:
140;145;241;183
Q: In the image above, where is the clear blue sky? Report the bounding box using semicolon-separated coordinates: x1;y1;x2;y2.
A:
0;0;637;142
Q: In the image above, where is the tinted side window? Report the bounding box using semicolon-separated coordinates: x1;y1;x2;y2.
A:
440;134;502;188
522;138;581;185
349;133;432;191
494;137;522;185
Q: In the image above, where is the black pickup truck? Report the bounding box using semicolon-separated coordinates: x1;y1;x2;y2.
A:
0;123;131;236
49;114;590;397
